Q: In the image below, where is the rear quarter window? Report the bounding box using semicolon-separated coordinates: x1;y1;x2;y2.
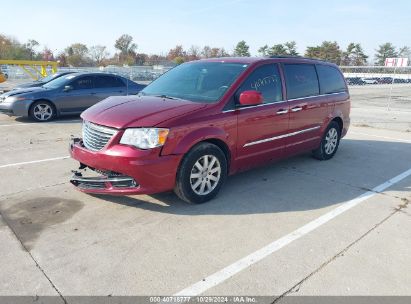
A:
284;64;319;99
316;65;347;94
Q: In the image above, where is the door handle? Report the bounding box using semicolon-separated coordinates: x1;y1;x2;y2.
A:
291;106;303;112
276;109;288;115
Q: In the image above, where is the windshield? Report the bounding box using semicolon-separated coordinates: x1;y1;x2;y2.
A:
38;74;56;82
42;74;74;89
141;61;248;103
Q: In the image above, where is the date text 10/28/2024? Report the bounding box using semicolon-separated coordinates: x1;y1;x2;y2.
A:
149;296;257;303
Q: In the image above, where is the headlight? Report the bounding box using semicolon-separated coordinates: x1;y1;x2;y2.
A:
120;128;169;149
6;96;28;103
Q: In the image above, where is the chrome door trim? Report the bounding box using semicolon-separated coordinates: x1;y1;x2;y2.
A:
244;126;321;147
223;91;347;113
222;100;287;113
287;91;346;102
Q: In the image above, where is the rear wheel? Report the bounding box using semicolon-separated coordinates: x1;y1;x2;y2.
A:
29;101;56;122
174;142;227;204
312;121;341;160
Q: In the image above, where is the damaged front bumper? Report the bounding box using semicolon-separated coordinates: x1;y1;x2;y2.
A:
69;137;182;195
70;167;138;191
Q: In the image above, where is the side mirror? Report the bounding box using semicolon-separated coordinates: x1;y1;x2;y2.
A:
239;90;263;106
63;85;73;92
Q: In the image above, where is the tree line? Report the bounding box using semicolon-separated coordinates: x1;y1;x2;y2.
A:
0;33;410;67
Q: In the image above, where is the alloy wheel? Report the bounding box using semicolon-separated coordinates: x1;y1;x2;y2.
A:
324;127;338;155
33;104;53;121
190;155;221;195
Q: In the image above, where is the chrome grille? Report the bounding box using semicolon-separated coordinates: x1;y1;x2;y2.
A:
82;121;117;152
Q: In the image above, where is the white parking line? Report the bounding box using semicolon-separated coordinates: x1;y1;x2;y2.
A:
174;167;411;296
0;156;70;169
350;131;411;144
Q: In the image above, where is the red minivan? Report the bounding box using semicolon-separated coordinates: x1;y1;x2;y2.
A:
70;56;350;203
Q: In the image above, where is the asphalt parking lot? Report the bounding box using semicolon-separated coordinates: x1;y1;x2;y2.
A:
0;85;410;301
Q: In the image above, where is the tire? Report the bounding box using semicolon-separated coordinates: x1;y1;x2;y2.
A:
174;142;228;204
312;121;341;160
29;101;56;122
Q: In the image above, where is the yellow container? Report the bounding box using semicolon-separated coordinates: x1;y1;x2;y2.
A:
0;73;6;83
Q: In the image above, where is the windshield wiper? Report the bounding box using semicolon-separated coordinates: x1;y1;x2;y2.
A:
154;94;182;100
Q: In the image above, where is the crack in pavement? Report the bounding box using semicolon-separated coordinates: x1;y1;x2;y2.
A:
271;198;409;303
0;211;67;304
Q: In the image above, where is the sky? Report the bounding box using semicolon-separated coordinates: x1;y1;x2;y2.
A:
1;0;410;59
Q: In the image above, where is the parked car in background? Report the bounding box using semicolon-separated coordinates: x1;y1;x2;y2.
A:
393;78;407;83
0;65;8;79
378;77;393;84
70;57;350;204
12;71;76;90
362;77;378;84
345;77;365;85
0;72;146;121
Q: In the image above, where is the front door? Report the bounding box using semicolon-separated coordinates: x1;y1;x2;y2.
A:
56;75;98;113
235;63;289;170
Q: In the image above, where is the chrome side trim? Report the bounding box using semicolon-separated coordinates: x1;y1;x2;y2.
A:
222;91;347;113
244;126;321;147
287;91;346;102
222;100;286;113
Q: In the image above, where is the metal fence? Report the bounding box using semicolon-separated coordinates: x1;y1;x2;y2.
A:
340;66;411;85
1;65;172;82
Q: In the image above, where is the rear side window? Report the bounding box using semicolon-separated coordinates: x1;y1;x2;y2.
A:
95;75;125;88
237;64;283;104
284;64;319;99
316;65;347;94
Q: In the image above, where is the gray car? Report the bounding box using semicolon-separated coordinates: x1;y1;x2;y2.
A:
0;72;146;122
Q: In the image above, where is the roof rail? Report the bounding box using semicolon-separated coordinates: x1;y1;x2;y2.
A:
268;55;302;59
268;55;332;63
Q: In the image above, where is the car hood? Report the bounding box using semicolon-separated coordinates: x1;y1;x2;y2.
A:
81;95;208;129
1;86;47;98
14;81;45;89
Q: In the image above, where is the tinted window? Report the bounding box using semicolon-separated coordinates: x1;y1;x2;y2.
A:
95;75;125;88
284;64;319;99
237;64;283;104
71;76;94;90
316;65;346;94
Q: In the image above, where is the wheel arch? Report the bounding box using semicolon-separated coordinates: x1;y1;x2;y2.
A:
30;99;58;114
331;116;343;133
164;126;233;174
28;99;58;119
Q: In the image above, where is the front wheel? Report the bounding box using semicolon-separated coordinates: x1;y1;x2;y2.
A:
174;142;227;204
312;121;341;160
29;101;56;122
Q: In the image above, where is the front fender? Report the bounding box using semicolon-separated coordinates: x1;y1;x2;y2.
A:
162;126;231;156
10;99;34;117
